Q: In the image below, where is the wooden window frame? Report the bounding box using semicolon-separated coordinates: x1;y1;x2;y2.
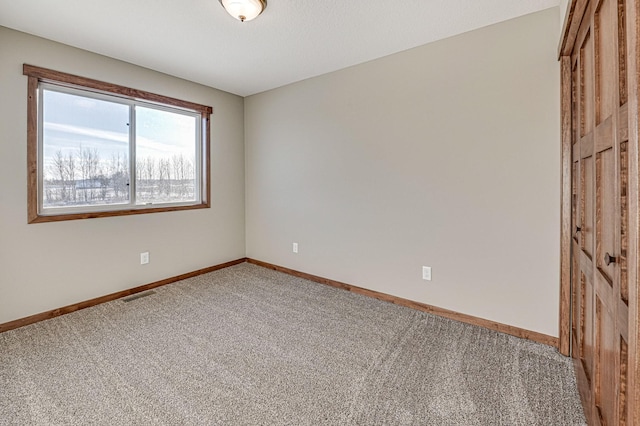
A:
23;64;212;223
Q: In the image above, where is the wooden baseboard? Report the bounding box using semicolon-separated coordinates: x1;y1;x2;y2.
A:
2;256;559;350
247;258;559;348
0;258;247;334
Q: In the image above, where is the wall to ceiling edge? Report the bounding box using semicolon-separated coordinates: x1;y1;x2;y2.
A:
245;8;561;337
0;26;246;324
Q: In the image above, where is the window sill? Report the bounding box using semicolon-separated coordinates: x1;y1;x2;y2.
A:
28;202;210;224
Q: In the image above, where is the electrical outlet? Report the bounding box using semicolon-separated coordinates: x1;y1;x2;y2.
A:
140;252;150;265
422;266;431;281
292;242;298;253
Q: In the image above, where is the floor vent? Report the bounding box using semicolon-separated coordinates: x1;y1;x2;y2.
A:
122;291;156;302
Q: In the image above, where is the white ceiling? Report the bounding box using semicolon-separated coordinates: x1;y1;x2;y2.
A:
0;0;559;97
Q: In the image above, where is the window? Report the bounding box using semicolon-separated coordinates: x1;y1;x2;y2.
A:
24;64;212;223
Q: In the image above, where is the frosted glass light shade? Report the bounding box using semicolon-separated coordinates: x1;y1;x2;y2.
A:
219;0;267;22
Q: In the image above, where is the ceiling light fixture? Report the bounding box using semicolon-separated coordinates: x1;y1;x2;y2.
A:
219;0;267;22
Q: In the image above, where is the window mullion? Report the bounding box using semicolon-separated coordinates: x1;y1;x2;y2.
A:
129;105;137;207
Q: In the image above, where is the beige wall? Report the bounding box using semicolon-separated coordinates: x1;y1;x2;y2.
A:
245;8;561;336
560;0;570;29
0;27;246;324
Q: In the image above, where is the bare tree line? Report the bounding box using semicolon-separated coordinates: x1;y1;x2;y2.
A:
44;147;195;206
135;154;195;201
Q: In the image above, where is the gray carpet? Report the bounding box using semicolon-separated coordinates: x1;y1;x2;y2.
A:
0;262;585;425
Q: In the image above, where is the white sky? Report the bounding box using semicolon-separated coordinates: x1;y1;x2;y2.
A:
42;89;197;175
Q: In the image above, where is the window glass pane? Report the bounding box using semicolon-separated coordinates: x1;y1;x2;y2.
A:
135;106;198;205
42;89;130;209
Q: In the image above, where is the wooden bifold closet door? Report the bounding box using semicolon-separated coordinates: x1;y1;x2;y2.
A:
561;0;639;424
